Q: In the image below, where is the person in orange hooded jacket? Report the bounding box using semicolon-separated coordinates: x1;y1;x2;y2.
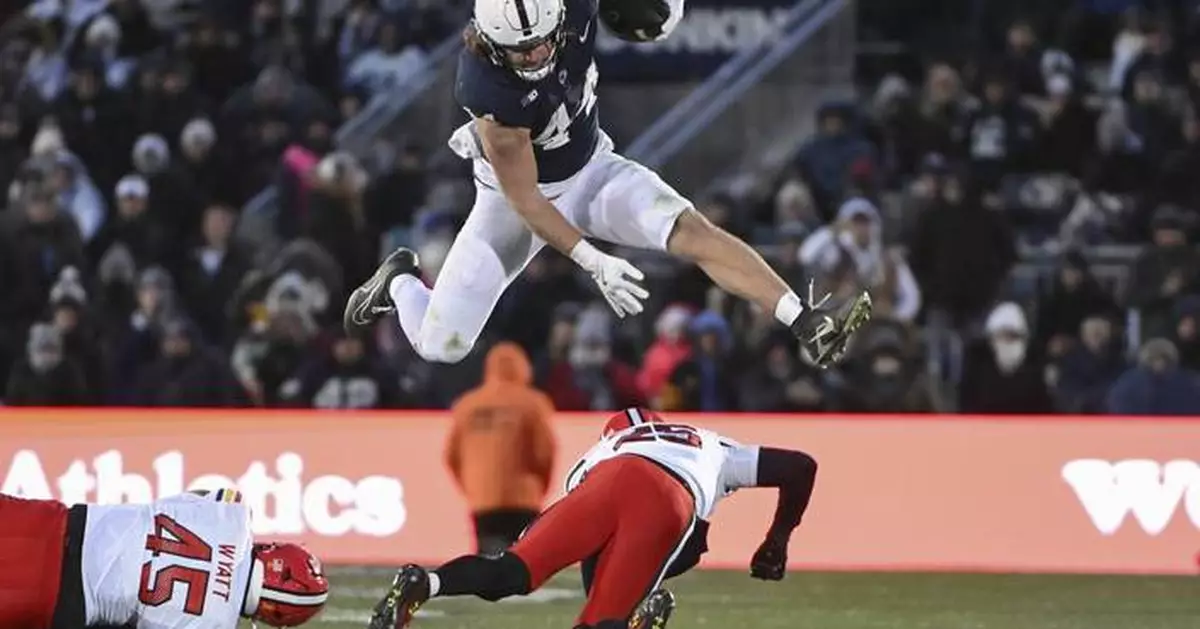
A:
446;342;557;555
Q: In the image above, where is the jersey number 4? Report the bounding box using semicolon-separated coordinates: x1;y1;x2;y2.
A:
614;423;703;450
138;514;213;616
534;62;599;151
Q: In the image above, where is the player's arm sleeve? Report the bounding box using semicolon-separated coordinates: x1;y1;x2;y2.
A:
454;67;537;130
754;447;818;542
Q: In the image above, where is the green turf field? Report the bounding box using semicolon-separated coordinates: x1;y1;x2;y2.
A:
304;566;1199;629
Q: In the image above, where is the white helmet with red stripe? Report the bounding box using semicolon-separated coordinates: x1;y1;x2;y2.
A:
601;407;664;438
243;543;329;627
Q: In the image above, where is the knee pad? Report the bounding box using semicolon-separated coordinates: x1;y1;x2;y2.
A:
475;552;533;602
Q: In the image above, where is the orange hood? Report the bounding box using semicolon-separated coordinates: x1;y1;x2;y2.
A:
484;342;533;385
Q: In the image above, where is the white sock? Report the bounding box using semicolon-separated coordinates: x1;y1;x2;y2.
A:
427;571;441;597
774;291;804;327
389;275;431;349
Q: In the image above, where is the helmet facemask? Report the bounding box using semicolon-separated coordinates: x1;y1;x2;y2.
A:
473;13;566;82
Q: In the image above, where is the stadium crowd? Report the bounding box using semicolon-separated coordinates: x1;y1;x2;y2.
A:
2;0;1199;416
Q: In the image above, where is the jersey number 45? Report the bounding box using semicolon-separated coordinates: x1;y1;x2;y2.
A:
614;423;703;450
139;514;213;616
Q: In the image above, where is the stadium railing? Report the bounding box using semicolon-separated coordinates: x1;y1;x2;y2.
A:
625;0;857;197
234;34;465;259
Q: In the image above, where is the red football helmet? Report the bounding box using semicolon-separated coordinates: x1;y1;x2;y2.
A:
243;543;329;627
601;407;664;438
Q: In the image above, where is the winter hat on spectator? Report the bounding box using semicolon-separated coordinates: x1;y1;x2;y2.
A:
138;266;175;295
84;13;121;47
688;310;733;352
31;123;64;157
132;134;170;175
181;118;216;152
116;174;149;199
1138;338;1179;371
655;304;694;342
49;266;87;308
984;302;1029;337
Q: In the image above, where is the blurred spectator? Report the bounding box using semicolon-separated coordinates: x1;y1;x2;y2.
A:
446;342;556;555
962;72;1039;190
909;64;972;174
638;304;693;406
1034;74;1097;176
45;150;106;244
47;267;105;400
842;322;935;413
665;310;738;412
1172;295;1200;371
792;104;876;218
132;133;205;249
1119;20;1181;99
737;330;832;412
908;168;1015;326
4;322;88;406
53;60;134;191
800;198;921;323
1128;206;1199;339
995;18;1046;96
0;181;87;325
771;178;822;244
178;203;251;344
1050;315;1127;413
1153;113;1200;213
230;296;320;407
90;174;168;273
540;304;644;411
283;331;407;409
959;302;1054;414
132;317;241;407
0;103;26;195
303;151;375;296
177;117;242;205
365;139;428;234
344;19;427;97
108;266;177;402
1106;338;1200;415
1034;250;1119;359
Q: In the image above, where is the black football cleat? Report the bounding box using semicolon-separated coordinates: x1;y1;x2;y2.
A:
367;564;431;629
790;281;872;368
629;588;675;629
343;248;420;336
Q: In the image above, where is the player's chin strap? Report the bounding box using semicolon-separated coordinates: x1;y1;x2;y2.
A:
243;558;265;628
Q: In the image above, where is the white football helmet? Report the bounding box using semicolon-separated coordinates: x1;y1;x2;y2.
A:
473;0;566;81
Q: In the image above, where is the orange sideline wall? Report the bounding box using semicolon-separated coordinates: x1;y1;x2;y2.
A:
1;410;1198;575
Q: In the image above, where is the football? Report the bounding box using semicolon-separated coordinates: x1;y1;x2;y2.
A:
598;0;671;42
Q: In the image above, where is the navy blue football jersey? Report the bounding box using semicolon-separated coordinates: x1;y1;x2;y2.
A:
455;0;600;183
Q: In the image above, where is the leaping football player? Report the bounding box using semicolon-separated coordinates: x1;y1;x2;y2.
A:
0;488;329;629
342;0;871;369
366;407;818;629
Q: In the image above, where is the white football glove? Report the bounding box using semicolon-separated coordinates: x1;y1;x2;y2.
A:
570;240;649;318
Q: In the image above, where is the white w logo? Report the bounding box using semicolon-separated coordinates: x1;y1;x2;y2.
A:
1061;459;1200;535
